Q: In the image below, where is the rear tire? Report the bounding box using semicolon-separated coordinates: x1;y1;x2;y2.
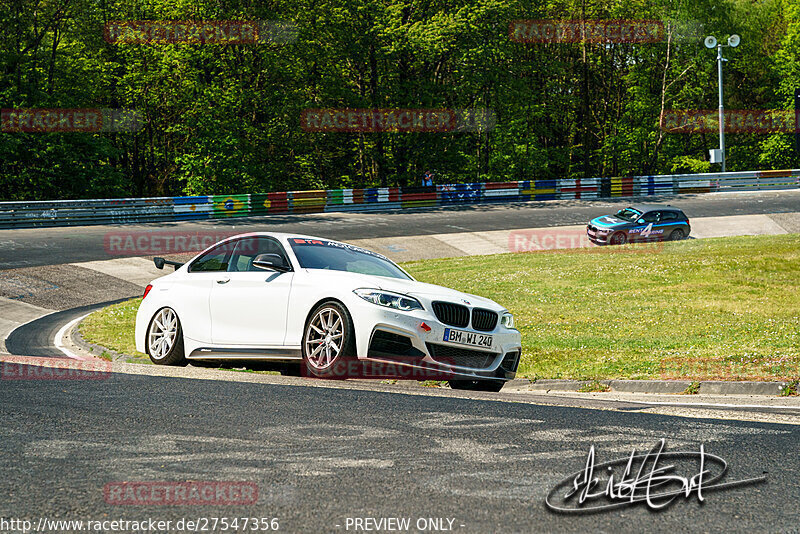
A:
669;228;685;241
609;232;627;246
449;380;505;393
146;307;186;366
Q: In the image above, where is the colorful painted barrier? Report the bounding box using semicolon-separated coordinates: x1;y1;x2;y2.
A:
1;169;798;228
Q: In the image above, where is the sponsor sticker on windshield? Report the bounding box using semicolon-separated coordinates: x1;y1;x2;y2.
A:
290;238;390;261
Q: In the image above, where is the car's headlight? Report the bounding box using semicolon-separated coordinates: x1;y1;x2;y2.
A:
353;289;424;312
500;312;515;329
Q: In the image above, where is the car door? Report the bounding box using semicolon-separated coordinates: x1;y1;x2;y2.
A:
176;240;237;344
634;210;661;241
659;210;680;238
209;236;294;347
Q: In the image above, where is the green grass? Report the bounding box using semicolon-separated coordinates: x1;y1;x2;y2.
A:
682;381;701;395
80;234;800;381
578;380;611;393
403;234;800;381
79;298;145;359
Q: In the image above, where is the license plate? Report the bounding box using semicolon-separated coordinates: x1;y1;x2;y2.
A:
443;328;493;348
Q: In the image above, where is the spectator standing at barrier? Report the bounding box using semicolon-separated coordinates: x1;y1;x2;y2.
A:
421;171;434;187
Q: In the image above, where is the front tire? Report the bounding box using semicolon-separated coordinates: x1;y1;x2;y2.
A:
303;301;356;378
609;232;627;246
146;307;186;366
449;380;505;393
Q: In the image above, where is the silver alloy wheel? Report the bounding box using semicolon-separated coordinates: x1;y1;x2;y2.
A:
148;308;178;360
304;306;344;370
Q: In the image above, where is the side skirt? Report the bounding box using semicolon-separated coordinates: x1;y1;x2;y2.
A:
187;347;302;361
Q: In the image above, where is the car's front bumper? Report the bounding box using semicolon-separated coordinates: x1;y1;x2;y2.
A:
586;225;613;245
348;301;522;382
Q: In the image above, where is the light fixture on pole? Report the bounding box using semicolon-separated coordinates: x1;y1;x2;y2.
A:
705;34;740;172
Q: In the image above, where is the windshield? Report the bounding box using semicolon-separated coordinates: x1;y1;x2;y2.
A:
289;238;412;280
615;208;642;222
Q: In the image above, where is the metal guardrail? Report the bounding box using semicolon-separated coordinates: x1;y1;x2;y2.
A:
0;169;798;229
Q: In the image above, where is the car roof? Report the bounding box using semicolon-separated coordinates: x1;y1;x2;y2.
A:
218;231;331;242
628;204;682;213
215;231;389;253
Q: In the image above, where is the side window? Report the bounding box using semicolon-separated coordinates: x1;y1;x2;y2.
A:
642;211;660;223
189;242;234;272
228;237;290;272
662;211;678;221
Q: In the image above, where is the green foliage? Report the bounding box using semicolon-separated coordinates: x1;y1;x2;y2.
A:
1;0;799;200
670;155;712;174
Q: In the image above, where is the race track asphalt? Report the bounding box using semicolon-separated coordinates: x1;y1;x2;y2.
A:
0;372;797;533
4;299;129;358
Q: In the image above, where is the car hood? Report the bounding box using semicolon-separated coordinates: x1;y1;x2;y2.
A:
303;269;506;311
590;215;632;229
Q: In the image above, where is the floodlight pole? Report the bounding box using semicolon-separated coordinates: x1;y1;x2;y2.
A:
716;44;726;173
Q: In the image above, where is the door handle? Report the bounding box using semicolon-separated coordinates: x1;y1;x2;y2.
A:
216;277;230;284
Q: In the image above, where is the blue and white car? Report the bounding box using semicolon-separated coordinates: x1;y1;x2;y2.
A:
587;205;691;245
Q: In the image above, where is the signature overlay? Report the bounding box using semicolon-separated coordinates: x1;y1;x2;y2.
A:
545;439;767;513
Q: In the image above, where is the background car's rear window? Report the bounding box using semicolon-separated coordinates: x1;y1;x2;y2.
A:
662;211;679;221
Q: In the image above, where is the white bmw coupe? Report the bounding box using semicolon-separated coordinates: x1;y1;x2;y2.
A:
135;232;522;391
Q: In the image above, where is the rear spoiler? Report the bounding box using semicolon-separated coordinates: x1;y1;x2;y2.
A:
154;257;184;270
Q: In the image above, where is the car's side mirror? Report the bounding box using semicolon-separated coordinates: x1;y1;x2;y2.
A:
252;253;291;273
637;218;645;224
